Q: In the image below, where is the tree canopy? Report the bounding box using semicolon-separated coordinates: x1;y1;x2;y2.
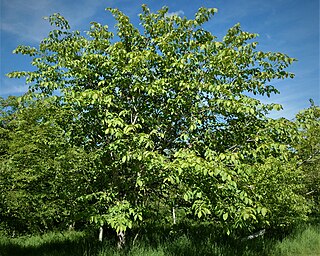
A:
1;5;319;239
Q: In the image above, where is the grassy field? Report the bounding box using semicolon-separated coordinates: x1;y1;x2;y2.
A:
0;224;319;256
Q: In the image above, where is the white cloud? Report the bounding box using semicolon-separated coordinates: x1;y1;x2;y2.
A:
0;0;105;43
258;81;317;120
165;10;185;17
1;0;50;42
0;77;29;97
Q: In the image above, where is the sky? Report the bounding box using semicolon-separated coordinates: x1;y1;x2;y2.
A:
0;0;319;119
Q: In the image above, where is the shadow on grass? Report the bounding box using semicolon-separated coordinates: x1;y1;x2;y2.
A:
1;224;318;256
115;222;276;256
0;231;100;256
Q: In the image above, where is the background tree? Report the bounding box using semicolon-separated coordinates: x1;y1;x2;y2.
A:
295;101;320;220
0;96;96;234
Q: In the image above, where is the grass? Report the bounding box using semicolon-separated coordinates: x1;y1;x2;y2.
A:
271;225;320;256
0;224;319;256
0;230;98;256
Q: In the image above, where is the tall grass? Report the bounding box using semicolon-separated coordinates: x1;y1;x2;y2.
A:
271;224;320;256
0;230;97;256
0;224;319;256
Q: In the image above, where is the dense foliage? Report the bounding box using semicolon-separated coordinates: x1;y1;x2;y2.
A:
0;5;319;243
295;101;320;219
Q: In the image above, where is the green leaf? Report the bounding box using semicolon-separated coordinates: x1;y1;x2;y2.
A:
223;213;228;221
243;213;249;220
261;208;268;216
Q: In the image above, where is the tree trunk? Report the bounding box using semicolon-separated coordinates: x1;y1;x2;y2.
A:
98;226;103;242
117;230;125;249
172;206;176;225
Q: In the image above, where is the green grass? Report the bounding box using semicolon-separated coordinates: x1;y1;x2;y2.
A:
271;225;320;256
0;225;319;256
0;230;98;256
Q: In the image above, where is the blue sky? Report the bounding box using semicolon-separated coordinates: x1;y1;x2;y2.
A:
0;0;319;119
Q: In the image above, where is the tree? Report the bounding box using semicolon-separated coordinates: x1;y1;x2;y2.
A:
295;101;320;219
0;96;95;234
5;5;308;239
